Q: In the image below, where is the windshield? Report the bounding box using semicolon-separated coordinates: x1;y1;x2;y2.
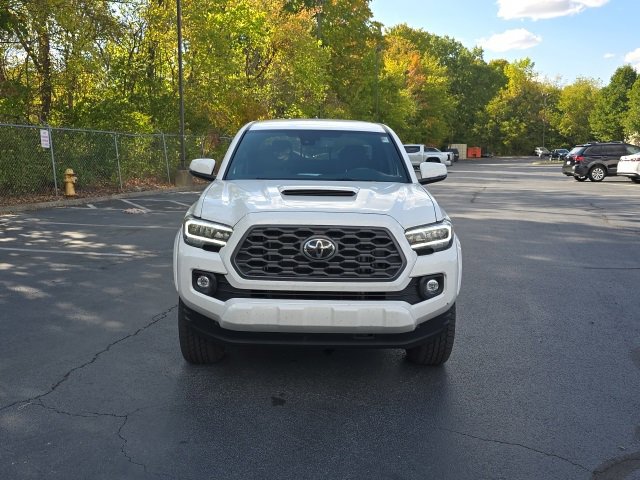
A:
627;145;640;154
568;146;583;155
224;129;410;183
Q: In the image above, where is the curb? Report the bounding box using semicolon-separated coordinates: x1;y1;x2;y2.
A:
0;185;204;214
531;161;564;166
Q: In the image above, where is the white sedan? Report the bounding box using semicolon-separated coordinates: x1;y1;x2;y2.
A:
617;152;640;183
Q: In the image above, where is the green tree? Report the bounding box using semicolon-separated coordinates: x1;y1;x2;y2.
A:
483;58;547;155
374;30;454;146
623;77;640;143
285;0;381;120
183;0;329;133
589;65;637;141
387;24;506;146
552;77;599;145
0;0;116;124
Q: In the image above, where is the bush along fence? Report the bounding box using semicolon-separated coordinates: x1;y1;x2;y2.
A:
0;123;231;205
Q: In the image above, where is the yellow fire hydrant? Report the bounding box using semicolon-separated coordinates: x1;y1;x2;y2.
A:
63;168;77;197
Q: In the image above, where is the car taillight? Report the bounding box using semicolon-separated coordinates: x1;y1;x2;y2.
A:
575;155;585;162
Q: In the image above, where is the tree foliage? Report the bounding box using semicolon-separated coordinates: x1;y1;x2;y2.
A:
553;78;599;145
623;77;640;142
483;59;547;154
589;65;637;141
2;0;639;154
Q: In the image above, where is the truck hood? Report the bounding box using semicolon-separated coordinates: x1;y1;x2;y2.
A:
195;180;442;229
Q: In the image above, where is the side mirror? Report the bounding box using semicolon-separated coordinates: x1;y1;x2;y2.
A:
418;162;447;185
189;158;216;181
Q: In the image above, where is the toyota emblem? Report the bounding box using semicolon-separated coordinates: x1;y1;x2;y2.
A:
302;237;337;260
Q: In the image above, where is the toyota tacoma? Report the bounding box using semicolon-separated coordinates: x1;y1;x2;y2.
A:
173;119;461;365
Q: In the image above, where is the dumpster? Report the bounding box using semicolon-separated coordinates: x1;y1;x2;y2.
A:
468;146;481;158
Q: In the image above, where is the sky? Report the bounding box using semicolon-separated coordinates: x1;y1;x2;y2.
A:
369;0;640;85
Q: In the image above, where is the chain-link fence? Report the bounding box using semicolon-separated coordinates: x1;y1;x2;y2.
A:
0;123;231;206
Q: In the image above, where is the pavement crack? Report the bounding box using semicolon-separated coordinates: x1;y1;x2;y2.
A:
117;414;172;479
470;187;486;204
0;304;177;413
33;399;127;420
26;401;170;478
117;414;148;472
439;428;591;473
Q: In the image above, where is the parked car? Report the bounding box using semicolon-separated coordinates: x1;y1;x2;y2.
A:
444;147;459;162
175;119;461;365
550;148;569;159
617;152;640;183
562;141;640;182
404;144;452;167
534;147;550;157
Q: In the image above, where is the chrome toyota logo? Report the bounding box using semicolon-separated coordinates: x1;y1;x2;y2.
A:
302;237;336;260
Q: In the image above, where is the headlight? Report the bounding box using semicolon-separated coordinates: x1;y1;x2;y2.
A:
183;215;233;248
405;220;453;251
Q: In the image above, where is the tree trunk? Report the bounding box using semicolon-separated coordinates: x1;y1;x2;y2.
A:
37;26;52;122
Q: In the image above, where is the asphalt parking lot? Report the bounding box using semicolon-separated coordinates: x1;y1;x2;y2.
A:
1;159;639;479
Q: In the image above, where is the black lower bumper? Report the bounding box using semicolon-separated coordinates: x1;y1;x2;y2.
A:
180;300;453;349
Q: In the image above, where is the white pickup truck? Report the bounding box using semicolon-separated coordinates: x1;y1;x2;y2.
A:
173;119;461;366
404;144;452;168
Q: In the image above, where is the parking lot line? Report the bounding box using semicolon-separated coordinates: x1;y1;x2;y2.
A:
120;199;151;212
25;220;176;229
0;246;151;257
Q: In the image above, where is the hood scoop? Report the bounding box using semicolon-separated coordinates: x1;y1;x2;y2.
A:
279;186;358;197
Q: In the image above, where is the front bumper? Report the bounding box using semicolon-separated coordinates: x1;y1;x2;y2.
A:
174;220;461;336
179;298;454;348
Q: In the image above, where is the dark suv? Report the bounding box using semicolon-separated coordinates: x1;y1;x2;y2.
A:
562;142;640;182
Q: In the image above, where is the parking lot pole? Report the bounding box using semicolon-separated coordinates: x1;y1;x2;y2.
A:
113;133;123;191
48;126;59;197
161;133;171;183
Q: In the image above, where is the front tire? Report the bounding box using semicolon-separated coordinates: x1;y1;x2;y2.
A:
588;165;606;182
406;304;456;366
178;299;226;364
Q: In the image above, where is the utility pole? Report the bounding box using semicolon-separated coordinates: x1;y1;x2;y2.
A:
374;24;383;123
542;93;547;149
374;45;380;122
177;0;186;169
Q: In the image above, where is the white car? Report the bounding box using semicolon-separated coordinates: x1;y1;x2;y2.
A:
404;144;452;167
617;152;640;183
535;146;550;157
174;119;461;365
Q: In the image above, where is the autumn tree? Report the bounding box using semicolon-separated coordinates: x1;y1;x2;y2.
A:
483;59;547;154
387;24;506;146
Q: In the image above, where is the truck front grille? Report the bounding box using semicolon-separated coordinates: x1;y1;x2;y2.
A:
212;274;423;304
232;225;405;281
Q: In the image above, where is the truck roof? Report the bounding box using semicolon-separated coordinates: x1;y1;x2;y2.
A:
248;119;387;133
